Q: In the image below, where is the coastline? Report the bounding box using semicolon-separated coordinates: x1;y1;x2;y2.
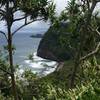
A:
18;52;57;76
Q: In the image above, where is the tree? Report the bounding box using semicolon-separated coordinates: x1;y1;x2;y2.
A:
0;52;11;96
0;0;55;99
65;0;100;87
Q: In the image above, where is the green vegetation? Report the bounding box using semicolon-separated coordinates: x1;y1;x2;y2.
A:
0;0;100;100
37;23;72;61
0;0;54;99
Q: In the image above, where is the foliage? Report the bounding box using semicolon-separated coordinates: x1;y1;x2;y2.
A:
0;0;100;99
0;79;100;100
31;80;100;100
0;54;100;100
0;54;11;96
0;0;55;99
0;92;14;100
13;60;100;100
57;0;100;87
37;23;73;62
28;53;34;61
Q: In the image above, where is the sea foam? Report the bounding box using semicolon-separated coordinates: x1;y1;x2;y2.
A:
19;52;57;76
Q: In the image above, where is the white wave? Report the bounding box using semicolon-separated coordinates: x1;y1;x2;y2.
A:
20;52;57;76
43;67;56;75
33;52;45;61
19;69;24;74
29;62;44;69
25;60;31;64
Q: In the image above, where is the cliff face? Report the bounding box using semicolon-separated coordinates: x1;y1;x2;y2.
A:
37;23;72;62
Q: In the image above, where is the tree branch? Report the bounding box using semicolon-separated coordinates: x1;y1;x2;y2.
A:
0;31;8;41
0;9;6;19
25;14;27;25
12;18;44;36
96;28;100;36
0;9;6;14
86;0;90;10
12;21;34;36
13;16;26;22
90;0;97;13
0;67;12;75
0;12;5;17
80;42;100;61
88;26;100;36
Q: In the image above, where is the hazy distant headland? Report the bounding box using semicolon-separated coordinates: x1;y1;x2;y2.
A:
30;34;44;38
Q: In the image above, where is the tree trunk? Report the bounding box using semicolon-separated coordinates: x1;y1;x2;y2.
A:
70;59;79;88
6;1;18;99
7;26;18;100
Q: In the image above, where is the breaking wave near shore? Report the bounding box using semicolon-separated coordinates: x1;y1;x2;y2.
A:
18;52;57;76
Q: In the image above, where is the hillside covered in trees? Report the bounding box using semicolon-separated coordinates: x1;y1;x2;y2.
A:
0;0;100;100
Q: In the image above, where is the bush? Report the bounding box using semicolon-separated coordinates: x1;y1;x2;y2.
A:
32;80;100;100
0;92;14;100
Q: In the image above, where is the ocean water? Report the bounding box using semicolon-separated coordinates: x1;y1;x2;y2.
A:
0;32;57;76
0;32;41;63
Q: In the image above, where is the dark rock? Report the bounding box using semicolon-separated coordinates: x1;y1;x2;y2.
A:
37;23;73;62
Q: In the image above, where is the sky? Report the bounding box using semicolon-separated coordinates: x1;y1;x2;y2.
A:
54;0;68;14
0;0;67;34
0;0;100;34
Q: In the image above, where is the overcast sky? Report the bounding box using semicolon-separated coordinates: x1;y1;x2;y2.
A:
0;0;67;34
0;0;100;34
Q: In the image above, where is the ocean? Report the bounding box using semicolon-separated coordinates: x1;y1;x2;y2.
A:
0;31;57;76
